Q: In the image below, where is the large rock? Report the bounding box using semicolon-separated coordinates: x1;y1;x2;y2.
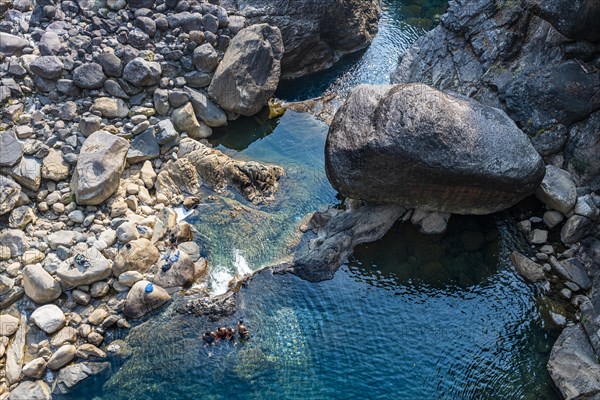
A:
71;131;129;205
90;97;129;118
123;58;161;87
235;0;380;78
113;238;159;276
52;362;110;395
0;130;23;167
0;175;21;216
22;264;62;304
30;304;66;334
47;344;76;370
153;249;195;288
0;314;19;336
184;87;227;127
5;313;26;384
527;0;600;42
41;148;70;181
127;130;160;164
561;216;593;245
9;380;51;400
171;102;211;139
0;32;29;56
72;62;107;89
325;84;545;214
30;56;64;80
56;248;113;286
10;156;42;191
509;251;546;283
535;165;577;214
548;324;600;399
123;280;171;319
208;24;284;116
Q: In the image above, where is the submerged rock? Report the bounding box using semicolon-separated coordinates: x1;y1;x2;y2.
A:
288;204;407;281
71;131;129;205
510;251;546;283
208;24;284;116
8;380;51;400
52;362;111;394
325;84;545;214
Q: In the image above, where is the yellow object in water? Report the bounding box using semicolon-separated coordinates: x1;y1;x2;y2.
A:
268;98;286;119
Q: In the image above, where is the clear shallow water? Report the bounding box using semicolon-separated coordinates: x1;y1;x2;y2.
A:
68;0;561;398
67;217;559;400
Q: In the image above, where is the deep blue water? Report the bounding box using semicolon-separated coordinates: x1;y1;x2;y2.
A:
67;218;559;400
67;0;561;398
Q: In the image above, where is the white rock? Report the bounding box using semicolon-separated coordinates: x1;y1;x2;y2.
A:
30;304;66;334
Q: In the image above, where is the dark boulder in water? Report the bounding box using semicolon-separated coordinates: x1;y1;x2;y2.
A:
325;83;545;215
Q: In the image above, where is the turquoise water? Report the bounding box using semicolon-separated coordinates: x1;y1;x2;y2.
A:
66;0;561;398
65;217;559;400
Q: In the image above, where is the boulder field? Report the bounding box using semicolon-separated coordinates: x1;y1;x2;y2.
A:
0;0;379;396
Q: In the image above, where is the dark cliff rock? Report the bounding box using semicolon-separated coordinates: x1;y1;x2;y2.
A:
226;0;380;79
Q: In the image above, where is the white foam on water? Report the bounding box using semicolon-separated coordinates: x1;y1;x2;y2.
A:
174;205;195;222
209;249;254;296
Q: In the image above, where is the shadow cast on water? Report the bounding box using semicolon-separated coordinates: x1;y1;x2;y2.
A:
208;108;279;152
347;214;503;290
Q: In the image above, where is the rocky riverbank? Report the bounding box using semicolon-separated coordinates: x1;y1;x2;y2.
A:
0;0;380;397
383;0;600;397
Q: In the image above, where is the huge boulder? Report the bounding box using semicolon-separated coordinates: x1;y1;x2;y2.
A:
123;280;171;319
22;264;62;304
56;248;113;286
527;0;600;42
325;84;545;214
234;0;380;78
71;131;129;205
208;24;284;117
